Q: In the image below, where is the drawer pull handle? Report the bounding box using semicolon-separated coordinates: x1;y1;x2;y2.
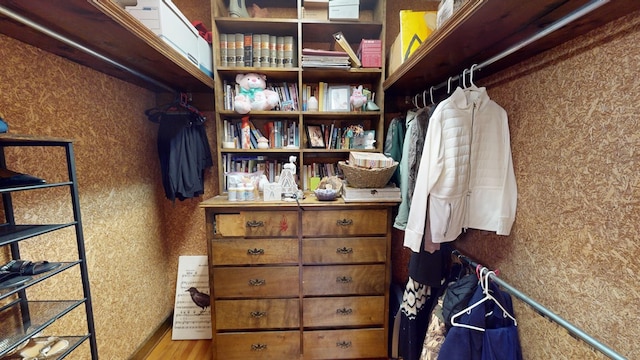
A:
249;278;266;286
336;307;353;316
336;247;353;254
251;344;268;351
247;248;265;255
246;220;265;228
336;276;353;284
250;311;267;318
336;218;353;226
336;341;352;349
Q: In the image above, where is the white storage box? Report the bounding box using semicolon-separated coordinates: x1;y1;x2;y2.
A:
342;184;401;202
329;0;359;20
126;0;199;67
197;36;213;77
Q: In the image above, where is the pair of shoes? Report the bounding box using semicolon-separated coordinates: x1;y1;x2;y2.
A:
0;260;61;276
0;168;46;188
19;337;69;360
0;270;31;290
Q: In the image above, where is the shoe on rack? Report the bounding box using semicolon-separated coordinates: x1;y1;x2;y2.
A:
1;260;61;276
0;168;46;188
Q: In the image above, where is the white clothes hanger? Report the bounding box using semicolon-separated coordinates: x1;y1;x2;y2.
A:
469;63;479;88
429;86;435;105
447;77;454;94
462;68;468;88
450;268;518;332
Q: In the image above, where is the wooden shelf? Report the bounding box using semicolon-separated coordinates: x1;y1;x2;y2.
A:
383;0;640;97
0;0;214;94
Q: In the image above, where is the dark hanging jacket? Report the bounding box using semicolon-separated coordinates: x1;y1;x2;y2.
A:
156;112;213;201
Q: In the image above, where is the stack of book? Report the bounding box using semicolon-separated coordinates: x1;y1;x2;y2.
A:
219;33;295;68
301;48;350;69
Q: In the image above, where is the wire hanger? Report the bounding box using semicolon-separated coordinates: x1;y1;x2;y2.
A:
450;268;517;332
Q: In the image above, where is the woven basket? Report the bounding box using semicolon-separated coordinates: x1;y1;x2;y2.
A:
338;161;398;188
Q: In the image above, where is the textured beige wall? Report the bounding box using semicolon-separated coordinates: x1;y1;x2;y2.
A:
0;34;216;359
455;11;640;360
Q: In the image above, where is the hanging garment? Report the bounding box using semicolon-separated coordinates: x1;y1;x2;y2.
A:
397;245;448;360
438;279;522;360
147;101;213;202
394;106;431;230
383;115;406;186
404;87;517;252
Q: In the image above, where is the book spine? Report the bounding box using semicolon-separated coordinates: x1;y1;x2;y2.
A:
252;33;261;68
219;33;228;67
283;36;294;68
276;36;284;68
243;33;253;67
260;34;270;67
235;33;244;67
227;34;236;66
269;35;277;67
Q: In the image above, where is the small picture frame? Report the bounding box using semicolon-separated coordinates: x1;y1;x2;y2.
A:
327;85;351;112
305;124;326;148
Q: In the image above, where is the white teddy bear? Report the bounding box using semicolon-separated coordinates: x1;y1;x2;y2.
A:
234;73;280;114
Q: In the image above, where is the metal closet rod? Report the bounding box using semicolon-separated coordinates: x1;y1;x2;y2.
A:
451;249;626;360
418;0;610;102
0;4;176;94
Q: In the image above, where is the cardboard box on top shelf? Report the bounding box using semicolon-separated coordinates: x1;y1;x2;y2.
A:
387;10;437;76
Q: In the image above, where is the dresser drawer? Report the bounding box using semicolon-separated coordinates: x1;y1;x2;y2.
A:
303;296;385;327
215;211;298;237
302;209;387;237
214;266;299;298
211;238;299;265
302;265;386;296
303;328;386;359
302;237;386;264
217;331;300;360
216;299;300;330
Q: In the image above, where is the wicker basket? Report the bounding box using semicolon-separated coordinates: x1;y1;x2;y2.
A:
338;161;398;188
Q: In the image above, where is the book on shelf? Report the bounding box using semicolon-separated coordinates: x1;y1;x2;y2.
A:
234;33;244;67
244;33;253;67
276;37;285;67
219;33;228;67
261;34;270;67
252;33;261;67
226;34;236;66
269;35;277;67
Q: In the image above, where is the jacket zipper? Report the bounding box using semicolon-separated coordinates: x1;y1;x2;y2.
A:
464;101;476;231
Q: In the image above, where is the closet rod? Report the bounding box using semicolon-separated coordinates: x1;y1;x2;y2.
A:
0;5;176;94
419;0;609;100
452;250;626;360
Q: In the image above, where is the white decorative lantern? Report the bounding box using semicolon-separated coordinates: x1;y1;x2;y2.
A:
278;156;299;198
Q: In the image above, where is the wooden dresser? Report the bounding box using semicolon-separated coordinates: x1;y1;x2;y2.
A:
200;195;398;360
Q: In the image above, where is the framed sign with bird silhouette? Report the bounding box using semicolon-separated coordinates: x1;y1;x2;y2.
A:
171;256;212;340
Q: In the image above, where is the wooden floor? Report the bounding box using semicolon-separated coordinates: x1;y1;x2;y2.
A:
143;329;211;360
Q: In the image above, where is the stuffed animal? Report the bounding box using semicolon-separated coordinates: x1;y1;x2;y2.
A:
350;85;367;111
234;73;280;114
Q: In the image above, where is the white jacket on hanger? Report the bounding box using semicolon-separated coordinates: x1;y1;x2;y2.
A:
404;86;517;252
